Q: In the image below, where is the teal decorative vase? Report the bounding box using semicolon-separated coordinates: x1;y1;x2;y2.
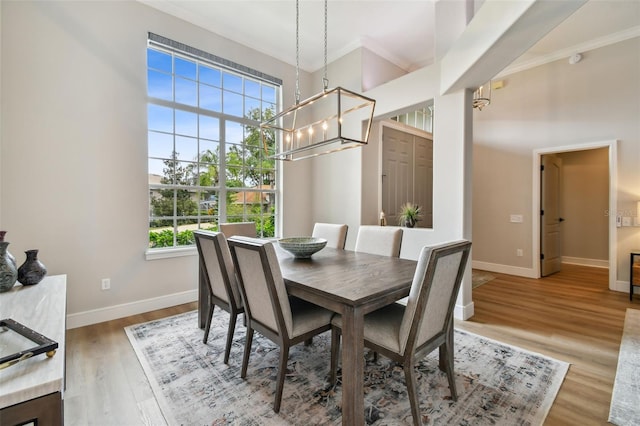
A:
0;241;18;292
0;231;16;267
18;249;47;286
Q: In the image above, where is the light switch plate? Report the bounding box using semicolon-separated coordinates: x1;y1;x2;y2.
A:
510;214;523;223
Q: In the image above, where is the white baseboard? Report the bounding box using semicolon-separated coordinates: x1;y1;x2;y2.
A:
455;301;474;321
472;260;538;278
66;289;198;329
561;256;609;268
614;280;632;293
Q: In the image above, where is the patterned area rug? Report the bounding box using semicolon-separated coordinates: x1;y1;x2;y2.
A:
608;308;640;425
125;310;569;425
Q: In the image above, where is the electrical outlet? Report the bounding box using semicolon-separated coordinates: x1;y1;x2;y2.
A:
516;249;523;257
101;278;111;290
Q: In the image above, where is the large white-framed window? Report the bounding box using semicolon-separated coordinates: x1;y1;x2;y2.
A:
147;33;280;250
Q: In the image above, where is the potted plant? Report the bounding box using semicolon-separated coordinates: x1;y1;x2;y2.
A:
398;202;422;228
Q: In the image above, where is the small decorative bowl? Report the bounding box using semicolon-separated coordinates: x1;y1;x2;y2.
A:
278;237;327;259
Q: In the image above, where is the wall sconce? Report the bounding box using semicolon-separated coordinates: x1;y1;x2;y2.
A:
635;201;640;226
472;81;491;110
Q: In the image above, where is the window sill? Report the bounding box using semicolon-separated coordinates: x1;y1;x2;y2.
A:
145;246;197;261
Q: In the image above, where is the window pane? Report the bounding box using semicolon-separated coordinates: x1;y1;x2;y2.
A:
175;57;196;79
175;136;198;162
225;121;243;144
199;85;221;112
174;160;197;186
148;104;173;133
175;110;197;136
245;79;260;98
149;158;169;181
245;97;260;119
199;115;219;141
223;91;243;117
198;190;218;220
222;72;242;93
199;140;219;163
199;65;220;87
148;70;173;101
175;77;197;106
151;158;176;184
197;159;219;187
262;85;276;104
148;131;174;159
148;49;172;73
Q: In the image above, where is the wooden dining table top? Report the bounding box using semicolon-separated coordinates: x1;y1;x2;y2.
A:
274;245;417;312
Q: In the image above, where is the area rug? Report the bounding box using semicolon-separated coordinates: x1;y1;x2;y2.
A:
125;310;569;425
608;308;640;425
472;270;496;288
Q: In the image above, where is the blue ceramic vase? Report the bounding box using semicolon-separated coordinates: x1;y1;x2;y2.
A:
0;241;18;292
17;249;47;286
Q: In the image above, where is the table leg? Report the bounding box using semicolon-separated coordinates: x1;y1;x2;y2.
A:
341;306;365;425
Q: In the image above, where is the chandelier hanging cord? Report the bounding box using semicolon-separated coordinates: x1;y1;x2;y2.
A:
295;0;300;104
323;0;329;91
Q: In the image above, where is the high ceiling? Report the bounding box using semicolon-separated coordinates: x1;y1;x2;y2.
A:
141;0;640;76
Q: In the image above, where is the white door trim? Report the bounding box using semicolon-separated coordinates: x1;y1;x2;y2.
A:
532;140;618;290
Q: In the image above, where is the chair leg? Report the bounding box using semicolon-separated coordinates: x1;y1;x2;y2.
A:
403;360;421;426
440;323;457;400
241;327;254;379
273;344;290;413
330;326;341;386
203;299;214;344
223;312;238;364
442;341;457;401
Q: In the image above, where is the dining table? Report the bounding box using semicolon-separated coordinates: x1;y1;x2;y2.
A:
198;244;418;425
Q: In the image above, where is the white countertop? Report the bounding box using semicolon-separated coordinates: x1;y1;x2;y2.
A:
0;274;66;409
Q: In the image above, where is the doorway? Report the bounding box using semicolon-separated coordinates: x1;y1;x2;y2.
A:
381;120;433;228
533;140;618;289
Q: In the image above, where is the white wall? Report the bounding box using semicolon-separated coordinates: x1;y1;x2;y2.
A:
0;1;307;326
473;38;640;283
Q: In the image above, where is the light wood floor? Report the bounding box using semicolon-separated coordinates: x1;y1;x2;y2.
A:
64;264;635;425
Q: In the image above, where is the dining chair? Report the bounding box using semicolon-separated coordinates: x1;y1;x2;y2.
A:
330;240;471;426
219;221;257;239
194;230;245;364
227;236;334;413
312;222;348;249
354;225;403;257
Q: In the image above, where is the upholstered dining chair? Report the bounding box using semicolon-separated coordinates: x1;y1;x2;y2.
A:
219;221;257;239
312;222;348;249
354;225;403;257
330;240;471;426
193;230;244;364
227;236;334;413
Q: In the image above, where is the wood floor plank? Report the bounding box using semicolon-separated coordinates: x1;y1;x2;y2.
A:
64;264;634;424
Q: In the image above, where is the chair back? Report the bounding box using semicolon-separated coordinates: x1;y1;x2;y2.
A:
354;225;403;257
228;237;294;337
399;240;471;354
219;222;257;238
312;223;348;249
194;231;243;308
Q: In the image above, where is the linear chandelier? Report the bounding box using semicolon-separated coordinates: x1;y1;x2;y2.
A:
261;0;376;161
